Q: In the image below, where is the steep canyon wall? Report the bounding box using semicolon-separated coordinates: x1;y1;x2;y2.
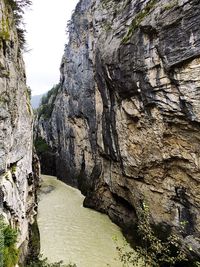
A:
35;0;200;258
0;0;39;264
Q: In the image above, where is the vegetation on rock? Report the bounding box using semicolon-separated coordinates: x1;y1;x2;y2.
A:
0;15;10;41
38;84;60;119
116;201;199;267
4;0;32;49
0;217;76;267
122;0;157;43
0;216;19;267
34;137;50;154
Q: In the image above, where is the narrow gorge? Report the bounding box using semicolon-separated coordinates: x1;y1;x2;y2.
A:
35;0;200;263
1;0;200;266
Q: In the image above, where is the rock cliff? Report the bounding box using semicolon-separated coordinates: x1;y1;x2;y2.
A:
35;0;200;259
0;0;39;264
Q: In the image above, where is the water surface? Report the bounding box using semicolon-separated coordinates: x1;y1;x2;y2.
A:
38;175;129;267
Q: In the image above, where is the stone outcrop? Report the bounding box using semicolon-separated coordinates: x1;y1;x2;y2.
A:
35;0;200;259
34;85;59;176
0;0;39;264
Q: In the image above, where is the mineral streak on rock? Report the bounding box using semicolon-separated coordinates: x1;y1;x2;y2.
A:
35;0;200;258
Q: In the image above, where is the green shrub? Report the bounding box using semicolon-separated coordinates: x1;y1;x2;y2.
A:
38;104;54;119
34;137;50;154
3;245;19;267
3;225;18;247
4;0;32;50
41;84;60;106
0;16;10;41
38;84;60;119
0;216;19;267
115;200;197;267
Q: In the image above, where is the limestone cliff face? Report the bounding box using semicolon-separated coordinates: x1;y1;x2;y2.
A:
36;0;200;257
0;0;39;263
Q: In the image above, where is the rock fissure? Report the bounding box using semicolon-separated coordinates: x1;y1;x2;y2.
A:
0;0;39;265
35;0;200;261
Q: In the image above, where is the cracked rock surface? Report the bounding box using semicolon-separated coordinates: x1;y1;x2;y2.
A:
35;0;200;258
0;0;39;263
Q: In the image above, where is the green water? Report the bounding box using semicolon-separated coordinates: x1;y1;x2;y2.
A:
38;175;129;267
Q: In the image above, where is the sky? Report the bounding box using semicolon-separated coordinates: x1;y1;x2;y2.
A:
23;0;79;96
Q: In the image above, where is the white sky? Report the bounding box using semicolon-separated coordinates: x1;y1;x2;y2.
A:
23;0;79;96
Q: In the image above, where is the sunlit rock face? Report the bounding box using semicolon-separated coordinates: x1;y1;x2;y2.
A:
36;0;200;258
0;0;39;263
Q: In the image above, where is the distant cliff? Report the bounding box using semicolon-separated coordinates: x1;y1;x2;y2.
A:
35;0;200;261
31;94;43;109
0;0;39;265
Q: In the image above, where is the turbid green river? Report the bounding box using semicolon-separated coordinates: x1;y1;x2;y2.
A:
38;175;131;267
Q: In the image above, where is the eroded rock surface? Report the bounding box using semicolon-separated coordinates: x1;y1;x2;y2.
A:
0;0;39;264
35;0;200;258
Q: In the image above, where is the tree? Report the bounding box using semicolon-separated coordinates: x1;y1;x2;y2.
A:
5;0;32;50
116;201;192;267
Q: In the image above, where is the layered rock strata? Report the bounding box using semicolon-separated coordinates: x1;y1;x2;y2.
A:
35;0;200;258
0;0;39;264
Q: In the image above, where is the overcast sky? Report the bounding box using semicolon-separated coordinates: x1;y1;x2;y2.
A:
24;0;78;96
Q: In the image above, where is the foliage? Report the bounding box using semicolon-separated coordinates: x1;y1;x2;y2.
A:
5;0;32;9
38;104;54;120
38;84;60;119
136;201;187;266
27;255;77;267
116;201;192;267
0;16;10;41
0;217;76;267
3;225;18;247
122;0;157;43
34;137;50;154
40;84;60;106
0;215;19;267
115;241;142;267
3;245;19;267
4;0;32;50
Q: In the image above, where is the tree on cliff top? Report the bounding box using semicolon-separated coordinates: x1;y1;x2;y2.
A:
5;0;32;50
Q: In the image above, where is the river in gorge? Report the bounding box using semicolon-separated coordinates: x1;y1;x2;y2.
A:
37;175;135;267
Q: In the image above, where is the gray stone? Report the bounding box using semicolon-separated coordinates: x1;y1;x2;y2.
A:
35;0;200;258
0;0;39;264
